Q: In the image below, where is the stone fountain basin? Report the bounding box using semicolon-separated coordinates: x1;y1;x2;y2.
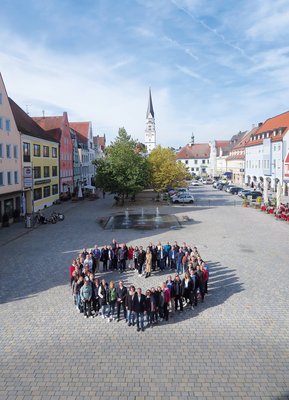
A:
103;213;180;230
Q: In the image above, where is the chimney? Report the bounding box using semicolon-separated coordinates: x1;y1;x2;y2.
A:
42;110;45;118
258;122;263;127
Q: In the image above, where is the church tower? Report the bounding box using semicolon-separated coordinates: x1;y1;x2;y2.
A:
144;88;156;153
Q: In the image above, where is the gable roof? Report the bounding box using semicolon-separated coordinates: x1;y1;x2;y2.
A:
176;143;210;159
233;127;258;150
9;98;59;143
70;122;90;138
33;116;64;131
246;111;289;147
214;140;231;156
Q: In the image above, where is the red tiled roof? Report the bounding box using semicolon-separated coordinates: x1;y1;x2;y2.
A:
9;98;59;143
70;122;90;138
75;131;87;144
176;143;210;159
233;127;258;150
33;116;64;130
226;154;245;161
98;136;105;148
246;111;289;147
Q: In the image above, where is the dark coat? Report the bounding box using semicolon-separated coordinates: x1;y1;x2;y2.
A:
133;293;147;313
137;250;146;265
125;292;137;311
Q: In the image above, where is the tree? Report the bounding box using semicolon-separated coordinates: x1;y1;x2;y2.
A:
93;128;150;204
148;145;189;193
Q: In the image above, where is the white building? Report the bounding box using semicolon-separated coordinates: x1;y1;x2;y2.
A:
144;88;156;153
209;140;231;177
176;136;210;177
245;112;289;193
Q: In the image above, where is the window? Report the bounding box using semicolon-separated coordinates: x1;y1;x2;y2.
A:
34;167;41;179
52;184;58;195
52;147;57;158
185;160;188;164
13;145;18;159
194;160;197;164
0;143;3;158
0;172;3;186
0;117;2;129
14;171;18;184
196;167;199;171
7;171;12;185
23;142;31;162
52;166;57;176
43;146;49;157
258;160;260;168
34;188;42;201
5;119;11;132
33;144;41;157
43;166;50;177
191;168;194;172
202;160;205;164
6;144;11;158
43;186;51;198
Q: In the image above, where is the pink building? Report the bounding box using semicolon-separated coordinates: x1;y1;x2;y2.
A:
0;73;22;224
33;113;73;193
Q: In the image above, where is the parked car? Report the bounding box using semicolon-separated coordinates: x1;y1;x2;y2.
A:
171;193;195;204
203;178;214;184
238;189;252;198
225;184;238;192
229;186;243;195
217;183;225;190
189;181;202;187
244;191;263;200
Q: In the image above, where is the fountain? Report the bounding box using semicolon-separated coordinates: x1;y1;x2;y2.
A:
103;207;180;230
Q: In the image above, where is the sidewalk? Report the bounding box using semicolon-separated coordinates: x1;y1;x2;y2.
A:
0;198;89;248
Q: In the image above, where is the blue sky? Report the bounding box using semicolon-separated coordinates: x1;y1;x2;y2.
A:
1;0;289;147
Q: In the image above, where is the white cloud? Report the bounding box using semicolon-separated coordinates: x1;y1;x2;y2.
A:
176;64;210;83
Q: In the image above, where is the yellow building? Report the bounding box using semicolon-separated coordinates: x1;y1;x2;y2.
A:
9;99;60;213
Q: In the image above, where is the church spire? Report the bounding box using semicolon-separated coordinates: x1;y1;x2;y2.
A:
144;87;156;153
146;87;154;119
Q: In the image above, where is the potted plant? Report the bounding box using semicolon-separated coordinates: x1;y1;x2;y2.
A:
2;212;10;227
243;198;248;208
256;196;262;209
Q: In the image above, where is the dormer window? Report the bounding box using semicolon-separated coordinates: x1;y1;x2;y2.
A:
250;137;253;141
273;131;276;137
267;132;269;138
258;135;260;139
279;128;283;135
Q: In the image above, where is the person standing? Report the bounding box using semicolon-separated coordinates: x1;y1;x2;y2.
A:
100;245;109;272
126;285;137;327
116;281;127;322
133;288;146;332
92;245;101;274
137;246;146;276
174;274;183;312
108;281;117;321
162;282;171;321
145;247;152;278
127;246;134;270
98;279;109;319
80;277;92;318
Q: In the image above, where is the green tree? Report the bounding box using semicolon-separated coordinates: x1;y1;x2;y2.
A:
93;128;150;204
148;145;189;193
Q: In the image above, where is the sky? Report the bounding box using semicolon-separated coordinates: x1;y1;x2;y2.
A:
1;0;289;147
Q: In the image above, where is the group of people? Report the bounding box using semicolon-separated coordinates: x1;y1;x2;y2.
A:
70;240;209;332
69;239;206;278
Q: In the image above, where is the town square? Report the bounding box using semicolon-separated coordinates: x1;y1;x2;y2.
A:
0;186;289;400
1;0;289;399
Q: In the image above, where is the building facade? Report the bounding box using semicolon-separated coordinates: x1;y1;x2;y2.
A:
0;74;22;224
209;140;231;177
10;99;60;213
176;137;210;177
70;122;95;186
245;112;289;192
33;113;73;193
70;127;81;192
144;88;156;154
226;127;258;185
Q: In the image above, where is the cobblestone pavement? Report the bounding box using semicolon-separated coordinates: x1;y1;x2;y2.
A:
0;187;289;400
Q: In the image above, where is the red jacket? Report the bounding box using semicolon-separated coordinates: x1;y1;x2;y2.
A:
70;265;75;278
128;247;134;260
